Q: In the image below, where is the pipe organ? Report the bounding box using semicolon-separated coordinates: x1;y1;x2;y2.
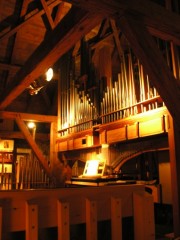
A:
56;22;179;192
58;41;172;136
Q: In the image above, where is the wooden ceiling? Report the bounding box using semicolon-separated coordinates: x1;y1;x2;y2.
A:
0;0;180;126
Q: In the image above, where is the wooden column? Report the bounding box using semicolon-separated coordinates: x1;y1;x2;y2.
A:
101;143;110;166
57;68;61;135
0;207;2;240
57;200;69;240
165;1;180;236
133;192;155;240
86;199;97;240
26;203;38;240
50;121;58;167
111;197;122;240
168;115;180;237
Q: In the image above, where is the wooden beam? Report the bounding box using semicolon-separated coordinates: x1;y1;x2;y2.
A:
116;13;180;127
66;0;180;45
0;7;103;110
0;62;20;72
110;19;123;59
91;32;113;50
0;207;2;240
40;0;55;30
0;0;66;42
168;117;180;237
0;111;57;122
50;122;58;164
97;19;110;38
15;116;51;177
6;0;32;87
54;2;65;26
72;41;80;56
0;131;49;141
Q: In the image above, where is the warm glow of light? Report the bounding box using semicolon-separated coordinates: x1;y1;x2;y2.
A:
69;112;74;125
63;122;68;129
27;122;36;129
85;160;99;176
101;144;109;149
46;68;53;81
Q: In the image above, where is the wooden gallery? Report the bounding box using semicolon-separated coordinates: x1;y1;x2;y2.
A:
0;0;180;239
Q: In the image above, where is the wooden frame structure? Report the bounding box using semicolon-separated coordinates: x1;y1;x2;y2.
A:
0;184;154;240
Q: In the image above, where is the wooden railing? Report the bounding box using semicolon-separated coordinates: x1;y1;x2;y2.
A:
58;96;164;136
0;184;155;240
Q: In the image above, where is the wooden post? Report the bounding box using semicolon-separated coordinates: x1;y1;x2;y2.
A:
133;191;155;240
0;207;2;240
165;1;180;235
57;200;69;240
101;144;110;166
15;117;51;177
25;202;38;240
168;115;180;237
86;198;97;240
50;121;58;167
111;197;122;240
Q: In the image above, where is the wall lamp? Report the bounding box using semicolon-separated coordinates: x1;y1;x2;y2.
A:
27;121;36;140
45;68;54;82
27;68;54;95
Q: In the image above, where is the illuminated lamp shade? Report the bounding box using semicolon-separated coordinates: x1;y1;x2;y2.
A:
45;68;53;81
27;122;36;129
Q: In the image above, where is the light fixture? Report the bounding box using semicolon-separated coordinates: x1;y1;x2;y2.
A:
27;121;36;129
28;83;44;95
27;68;54;95
45;68;53;81
27;122;36;140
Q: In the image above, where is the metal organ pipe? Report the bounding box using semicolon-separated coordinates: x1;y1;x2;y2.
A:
59;43;174;133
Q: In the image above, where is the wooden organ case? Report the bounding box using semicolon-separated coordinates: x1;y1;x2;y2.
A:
56;33;171;189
